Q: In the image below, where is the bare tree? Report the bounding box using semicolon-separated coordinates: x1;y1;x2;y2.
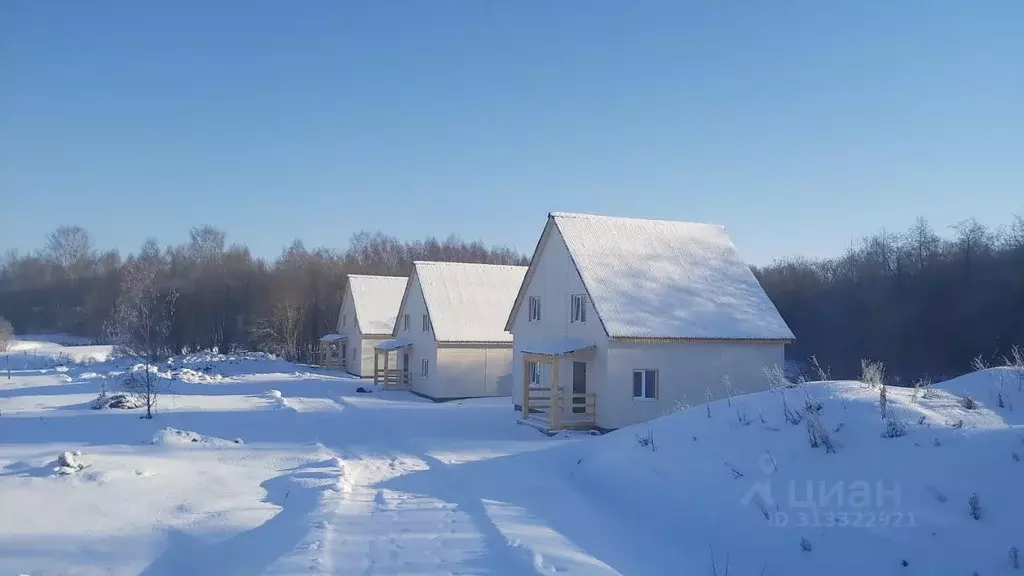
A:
0;316;12;380
0;316;12;352
44;225;94;276
105;260;177;418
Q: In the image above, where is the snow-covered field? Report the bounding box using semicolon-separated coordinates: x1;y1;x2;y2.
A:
1;339;1022;575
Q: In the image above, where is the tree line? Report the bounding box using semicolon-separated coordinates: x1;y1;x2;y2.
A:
754;215;1024;382
0;226;527;362
3;215;1022;383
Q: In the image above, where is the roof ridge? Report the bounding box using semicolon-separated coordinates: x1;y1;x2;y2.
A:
413;261;526;269
550;211;724;228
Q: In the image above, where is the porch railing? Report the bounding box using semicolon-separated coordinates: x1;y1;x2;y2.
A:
376;369;410;389
522;388;596;430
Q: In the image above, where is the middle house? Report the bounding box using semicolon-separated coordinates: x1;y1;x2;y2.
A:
375;261;527;400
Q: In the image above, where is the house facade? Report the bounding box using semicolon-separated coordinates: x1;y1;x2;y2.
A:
506;212;795;431
374;261;527;400
329;274;407;377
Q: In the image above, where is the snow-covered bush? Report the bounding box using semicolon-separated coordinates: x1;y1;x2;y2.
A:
883;416;907;439
968;493;982;520
860;359;885;388
960;395;978;410
634;427;655;451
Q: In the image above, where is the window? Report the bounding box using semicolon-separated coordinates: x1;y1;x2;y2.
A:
528;296;542;322
632;369;657;400
527;361;542;386
421;358;430;379
342;314;347;328
403;314;410;331
570;294;587;323
422;314;430;332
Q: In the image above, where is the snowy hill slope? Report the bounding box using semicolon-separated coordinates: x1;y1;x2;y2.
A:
457;368;1024;575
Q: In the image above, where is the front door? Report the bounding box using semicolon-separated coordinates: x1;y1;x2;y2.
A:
402;353;410;373
572;361;587;414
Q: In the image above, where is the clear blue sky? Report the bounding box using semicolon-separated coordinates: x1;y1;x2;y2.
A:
2;1;1022;265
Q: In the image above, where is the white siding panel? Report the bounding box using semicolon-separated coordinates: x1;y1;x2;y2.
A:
603;340;785;429
400;275;439;394
511;223;609;408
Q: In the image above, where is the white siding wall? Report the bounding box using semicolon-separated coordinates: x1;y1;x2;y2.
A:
337;287;362;376
419;345;514;399
398;276;439;394
603;340;785;429
509;224;608;413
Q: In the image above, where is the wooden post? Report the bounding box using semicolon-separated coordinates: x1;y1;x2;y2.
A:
374;350;380;385
522;355;530;417
550;358;560;430
383;350;390;389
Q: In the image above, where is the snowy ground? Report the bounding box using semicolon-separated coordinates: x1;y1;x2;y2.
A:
1;339;1022;575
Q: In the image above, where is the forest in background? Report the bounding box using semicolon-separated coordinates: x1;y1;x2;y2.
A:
1;215;1022;382
0;227;526;362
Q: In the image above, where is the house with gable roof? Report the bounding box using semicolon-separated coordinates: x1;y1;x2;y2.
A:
319;274;407;377
505;212;795;431
374;261;527;400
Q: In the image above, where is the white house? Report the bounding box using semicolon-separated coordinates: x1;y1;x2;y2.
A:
373;261;527;401
322;274;407;377
505;212;795;432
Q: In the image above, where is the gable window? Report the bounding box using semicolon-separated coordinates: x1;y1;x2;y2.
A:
403;314;410;331
528;296;542;322
570;294;587;323
632;369;658;400
422;314;430;332
342;314;347;328
527;361;543;386
421;358;430;379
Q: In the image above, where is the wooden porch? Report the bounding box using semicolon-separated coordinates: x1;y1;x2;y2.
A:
373;340;412;390
317;336;348;370
520;351;596;432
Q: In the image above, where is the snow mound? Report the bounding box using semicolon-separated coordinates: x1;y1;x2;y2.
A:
537;368;1024;576
91;393;145;410
265;389;291;410
54;451;86;475
151;428;243;447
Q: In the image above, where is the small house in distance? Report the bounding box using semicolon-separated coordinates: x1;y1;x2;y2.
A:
320;274;407;377
374;261;527;400
506;212;795;432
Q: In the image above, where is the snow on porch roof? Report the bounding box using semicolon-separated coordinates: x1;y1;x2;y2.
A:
319;333;347;342
550;212;795;341
374;338;411;351
520;338;596;357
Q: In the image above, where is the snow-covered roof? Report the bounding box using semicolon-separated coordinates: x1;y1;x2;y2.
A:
520;338;596;357
536;212;794;341
374;338;411;351
319;333;347;342
414;262;527;343
347;275;408;336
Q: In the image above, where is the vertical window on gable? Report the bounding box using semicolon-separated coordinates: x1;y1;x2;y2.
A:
570;294;587;323
528;296;541;322
342;314;347;328
632;370;658;400
422;314;430;332
403;314;410;331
